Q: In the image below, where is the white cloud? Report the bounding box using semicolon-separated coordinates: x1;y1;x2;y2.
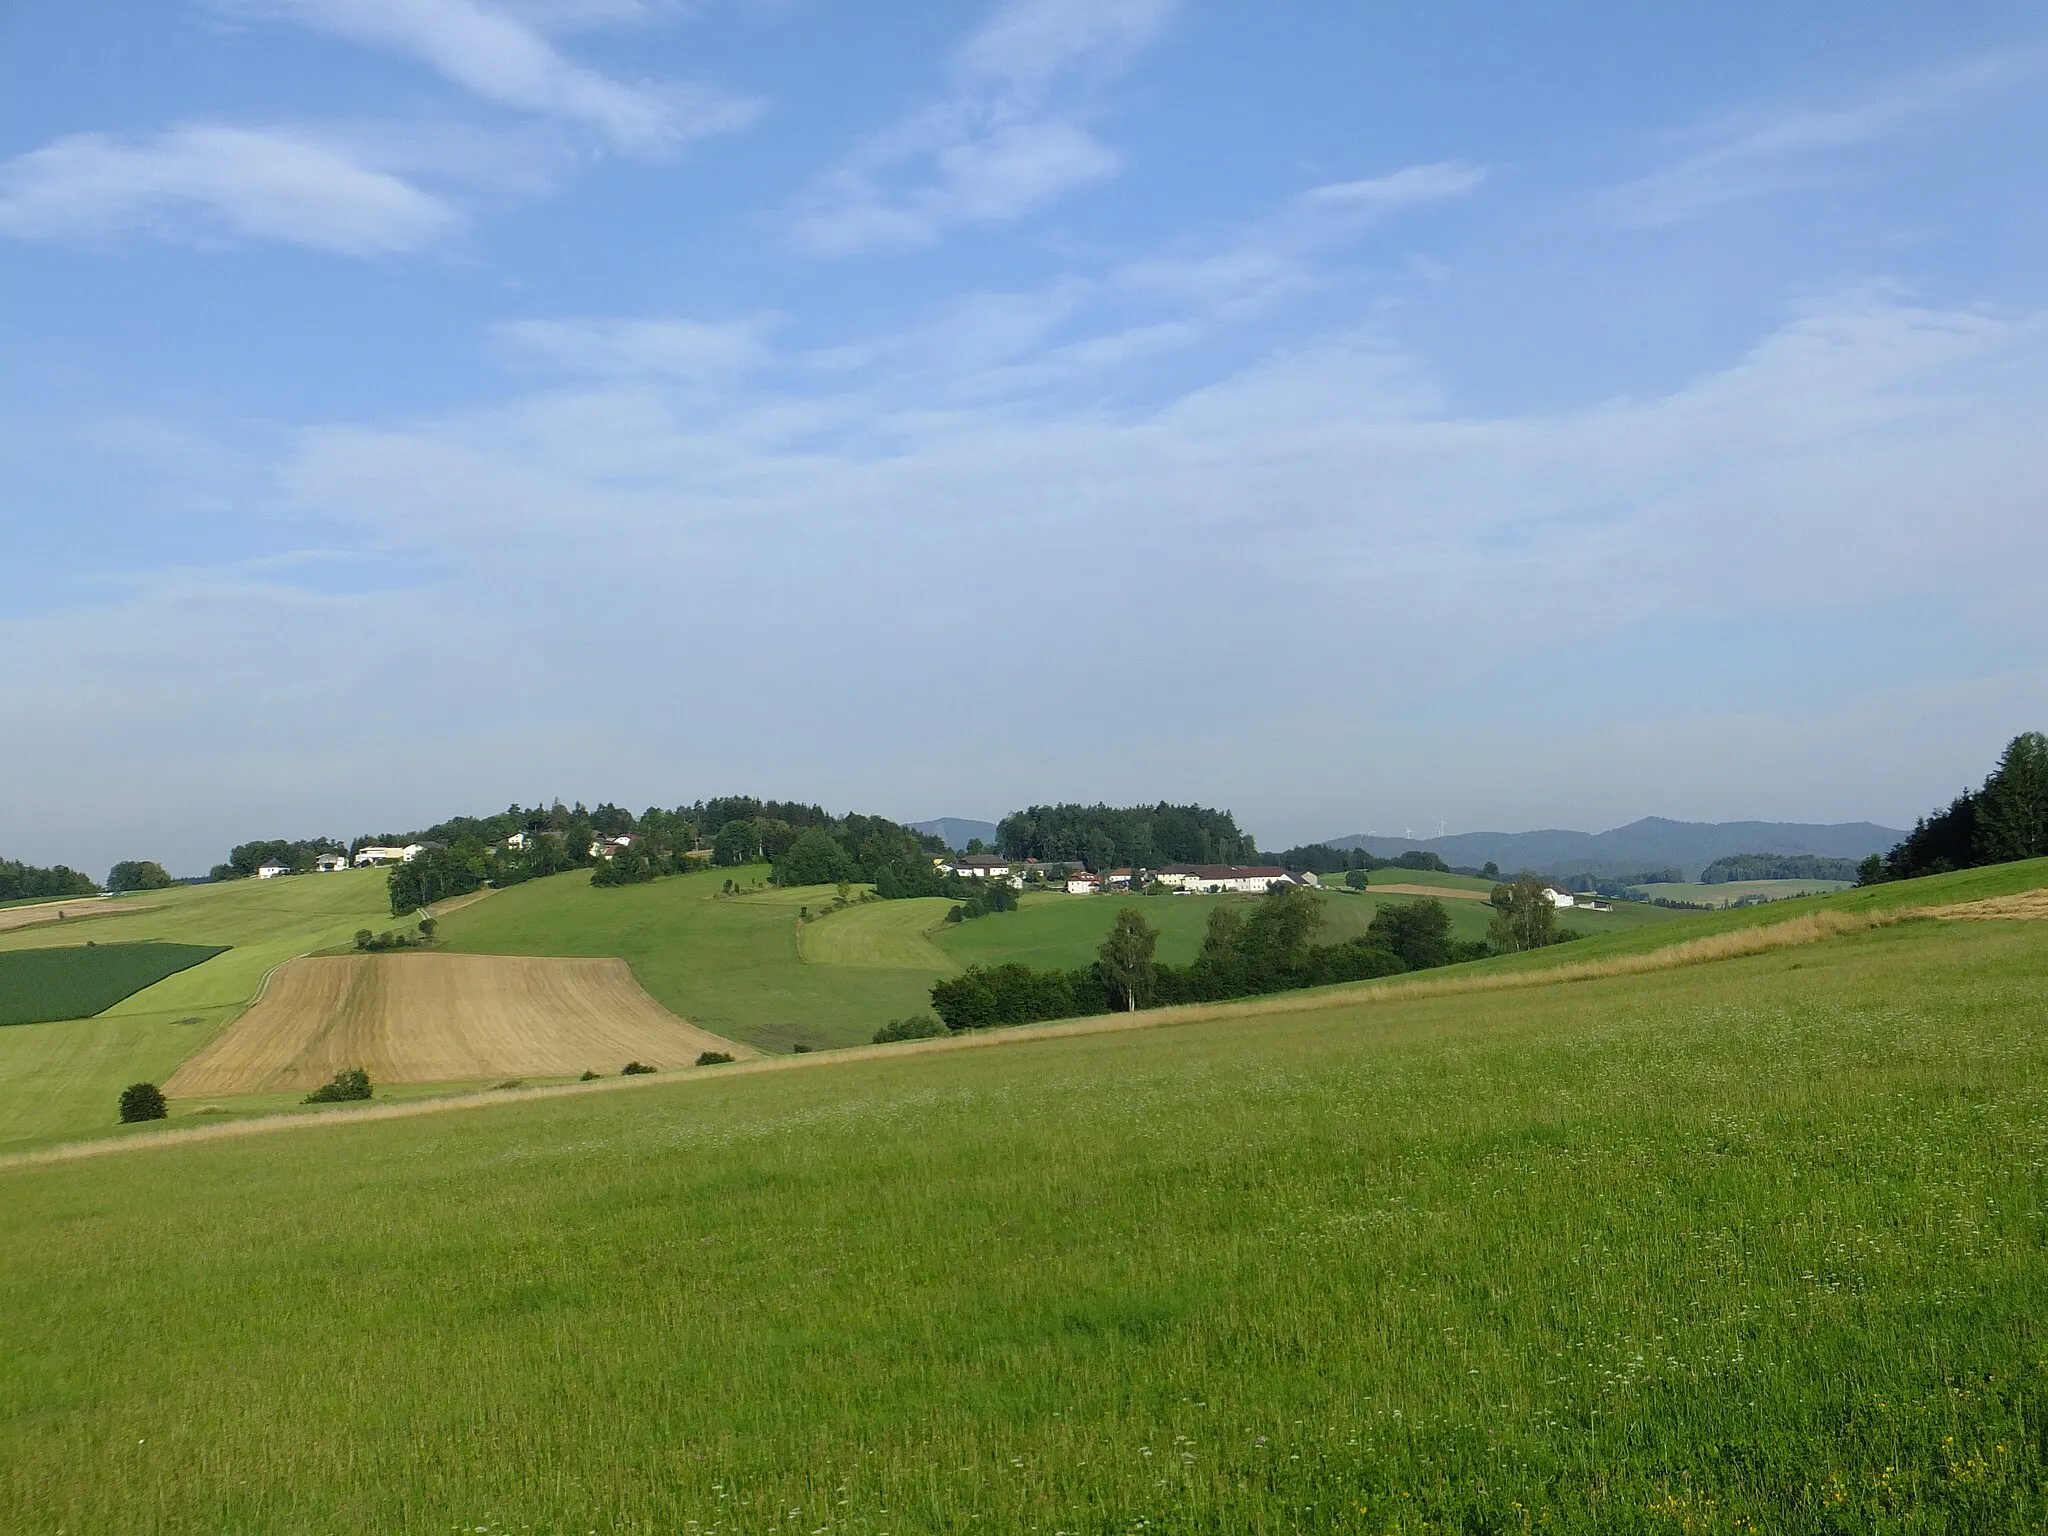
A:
1297;162;1488;217
795;0;1175;253
0;124;456;253
226;0;762;152
494;315;777;379
1606;49;2047;226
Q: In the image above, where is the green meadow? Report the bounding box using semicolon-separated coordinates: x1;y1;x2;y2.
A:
0;941;226;1027
2;869;2044;1533
0;871;398;1147
1636;878;1856;907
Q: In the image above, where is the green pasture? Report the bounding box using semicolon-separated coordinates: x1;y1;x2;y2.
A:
3;888;2045;1532
440;866;946;1052
0;871;400;1148
1635;877;1855;907
0;942;226;1027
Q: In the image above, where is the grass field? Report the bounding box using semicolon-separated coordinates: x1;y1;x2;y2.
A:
0;871;408;1148
1635;878;1856;907
1;865;2043;1532
0;942;226;1027
166;953;754;1094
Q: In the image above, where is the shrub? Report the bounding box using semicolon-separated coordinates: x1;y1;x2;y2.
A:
873;1014;946;1043
695;1050;734;1066
118;1082;168;1123
791;1043;812;1054
579;1069;600;1081
620;1061;657;1076
304;1067;372;1103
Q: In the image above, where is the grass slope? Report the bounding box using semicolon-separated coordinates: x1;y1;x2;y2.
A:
2;910;2044;1531
0;871;400;1147
440;866;946;1052
1636;877;1854;907
0;943;226;1027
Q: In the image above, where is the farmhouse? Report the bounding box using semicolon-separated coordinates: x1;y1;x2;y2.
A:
1157;865;1299;894
1540;885;1578;909
313;853;348;873
1066;872;1102;895
1106;868;1134;888
256;857;292;880
353;844;424;867
588;835;635;860
951;854;1012;879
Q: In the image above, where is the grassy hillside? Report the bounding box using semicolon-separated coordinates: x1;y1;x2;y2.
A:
440;866;947;1051
2;900;2043;1531
0;871;398;1147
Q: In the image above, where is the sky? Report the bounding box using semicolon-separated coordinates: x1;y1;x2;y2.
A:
3;1;2045;877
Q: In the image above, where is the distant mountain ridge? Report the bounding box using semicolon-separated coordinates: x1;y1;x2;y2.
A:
1322;816;1904;881
909;817;1000;852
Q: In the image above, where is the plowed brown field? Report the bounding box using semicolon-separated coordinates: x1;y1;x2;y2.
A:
166;953;753;1094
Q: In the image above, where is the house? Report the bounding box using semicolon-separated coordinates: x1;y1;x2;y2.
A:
1105;868;1134;888
313;853;348;873
503;831;533;852
1294;870;1320;887
1066;872;1101;895
256;857;292;880
950;853;1012;879
353;844;424;867
1156;864;1299;895
589;834;635;860
1540;885;1577;909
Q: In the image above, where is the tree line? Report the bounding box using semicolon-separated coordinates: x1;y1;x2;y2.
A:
929;884;1490;1030
1269;844;1452;876
1700;854;1862;884
0;856;99;902
996;803;1260;872
1862;731;2048;884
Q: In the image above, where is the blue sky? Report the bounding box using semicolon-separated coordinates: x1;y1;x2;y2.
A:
3;1;2045;876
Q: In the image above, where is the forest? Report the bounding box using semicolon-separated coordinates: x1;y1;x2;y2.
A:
1868;731;2048;882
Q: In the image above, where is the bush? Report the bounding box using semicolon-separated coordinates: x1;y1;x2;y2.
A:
695;1050;734;1066
118;1082;168;1123
873;1014;946;1043
620;1061;657;1076
579;1069;600;1081
304;1067;372;1104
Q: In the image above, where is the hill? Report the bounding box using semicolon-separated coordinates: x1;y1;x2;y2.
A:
1;859;2043;1530
1326;815;1904;880
909;817;1000;851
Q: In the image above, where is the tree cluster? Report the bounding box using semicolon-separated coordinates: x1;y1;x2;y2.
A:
1270;844;1452;876
1699;854;1863;884
944;879;1019;924
107;860;175;893
929;886;1485;1030
0;857;98;902
1486;875;1571;953
996;803;1258;871
1870;731;2048;882
209;838;347;883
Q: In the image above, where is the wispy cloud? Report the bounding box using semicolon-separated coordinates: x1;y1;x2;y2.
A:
1607;49;2047;226
494;315;777;379
0;124;456;253
795;0;1176;254
224;0;762;152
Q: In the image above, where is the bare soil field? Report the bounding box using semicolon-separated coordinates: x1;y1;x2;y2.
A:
166;953;753;1095
0;898;158;933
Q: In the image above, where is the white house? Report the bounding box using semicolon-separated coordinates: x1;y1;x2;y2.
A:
504;831;532;852
353;844;424;867
313;853;348;873
951;853;1012;879
256;857;292;879
1066;872;1101;895
1540;885;1578;909
589;834;635;859
1156;864;1299;895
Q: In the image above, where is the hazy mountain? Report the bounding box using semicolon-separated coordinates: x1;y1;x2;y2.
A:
1323;816;1905;881
910;817;1000;852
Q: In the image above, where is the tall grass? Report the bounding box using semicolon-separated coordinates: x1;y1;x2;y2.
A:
1;915;2044;1532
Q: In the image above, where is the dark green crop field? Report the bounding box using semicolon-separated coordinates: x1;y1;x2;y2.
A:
2;886;2044;1533
0;943;228;1027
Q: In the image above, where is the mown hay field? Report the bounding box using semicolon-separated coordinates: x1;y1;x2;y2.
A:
0;942;226;1027
166;953;754;1094
1;893;2044;1532
798;897;958;970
